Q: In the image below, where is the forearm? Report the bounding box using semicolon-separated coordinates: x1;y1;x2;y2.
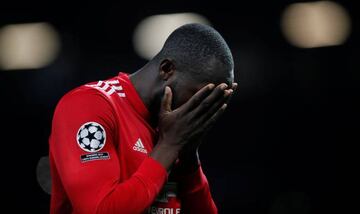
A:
96;157;167;213
175;150;201;175
170;150;217;214
178;166;218;214
151;143;201;177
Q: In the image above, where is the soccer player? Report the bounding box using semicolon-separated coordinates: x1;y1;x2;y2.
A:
49;23;236;214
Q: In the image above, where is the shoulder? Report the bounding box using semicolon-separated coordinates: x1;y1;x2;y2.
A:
53;82;117;126
57;81;113;110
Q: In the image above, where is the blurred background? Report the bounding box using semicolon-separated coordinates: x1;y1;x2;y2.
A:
0;0;357;213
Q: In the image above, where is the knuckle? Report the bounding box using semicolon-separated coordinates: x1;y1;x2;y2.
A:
192;96;201;104
185;114;193;123
174;112;182;120
201;101;212;108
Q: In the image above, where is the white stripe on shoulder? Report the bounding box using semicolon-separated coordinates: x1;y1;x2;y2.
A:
85;80;126;98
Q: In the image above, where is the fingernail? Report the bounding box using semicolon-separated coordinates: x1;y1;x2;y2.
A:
233;83;238;90
208;84;215;90
220;84;228;90
165;86;170;94
224;89;233;97
222;103;228;109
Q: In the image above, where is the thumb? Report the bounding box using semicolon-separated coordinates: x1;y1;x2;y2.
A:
161;86;172;113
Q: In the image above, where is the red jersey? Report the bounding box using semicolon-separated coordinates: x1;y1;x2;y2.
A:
49;72;218;214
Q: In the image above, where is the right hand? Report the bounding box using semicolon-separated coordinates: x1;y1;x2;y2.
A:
151;83;233;170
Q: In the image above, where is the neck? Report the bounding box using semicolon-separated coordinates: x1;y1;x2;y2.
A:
129;63;161;127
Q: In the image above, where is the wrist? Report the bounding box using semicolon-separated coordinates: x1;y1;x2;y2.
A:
157;139;183;155
175;150;201;175
150;141;182;171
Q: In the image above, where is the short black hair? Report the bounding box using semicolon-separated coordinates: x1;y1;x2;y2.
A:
154;23;234;83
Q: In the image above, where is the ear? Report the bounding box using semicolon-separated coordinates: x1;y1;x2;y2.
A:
159;59;176;81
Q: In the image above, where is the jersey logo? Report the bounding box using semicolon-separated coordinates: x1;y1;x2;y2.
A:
77;122;106;153
133;138;147;154
150;182;181;214
86;80;126;97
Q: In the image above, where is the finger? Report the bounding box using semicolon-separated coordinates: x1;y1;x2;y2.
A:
180;83;215;113
160;86;173;113
190;83;228;118
222;82;237;105
224;88;235;104
218;83;237;107
198;88;233;123
232;82;238;91
202;103;228;133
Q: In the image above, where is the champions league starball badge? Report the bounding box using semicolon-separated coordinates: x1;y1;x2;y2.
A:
77;122;106;153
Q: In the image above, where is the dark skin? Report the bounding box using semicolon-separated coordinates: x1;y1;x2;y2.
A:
130;59;237;172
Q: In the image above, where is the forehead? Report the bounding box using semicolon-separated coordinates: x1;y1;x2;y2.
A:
195;68;234;88
179;58;234;92
206;57;234;84
188;75;234;93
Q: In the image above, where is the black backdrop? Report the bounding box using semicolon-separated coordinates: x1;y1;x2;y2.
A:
0;0;357;213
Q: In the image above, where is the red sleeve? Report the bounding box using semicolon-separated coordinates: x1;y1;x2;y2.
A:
177;166;218;214
49;88;167;214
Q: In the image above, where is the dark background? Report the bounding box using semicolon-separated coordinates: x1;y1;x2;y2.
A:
1;0;357;213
